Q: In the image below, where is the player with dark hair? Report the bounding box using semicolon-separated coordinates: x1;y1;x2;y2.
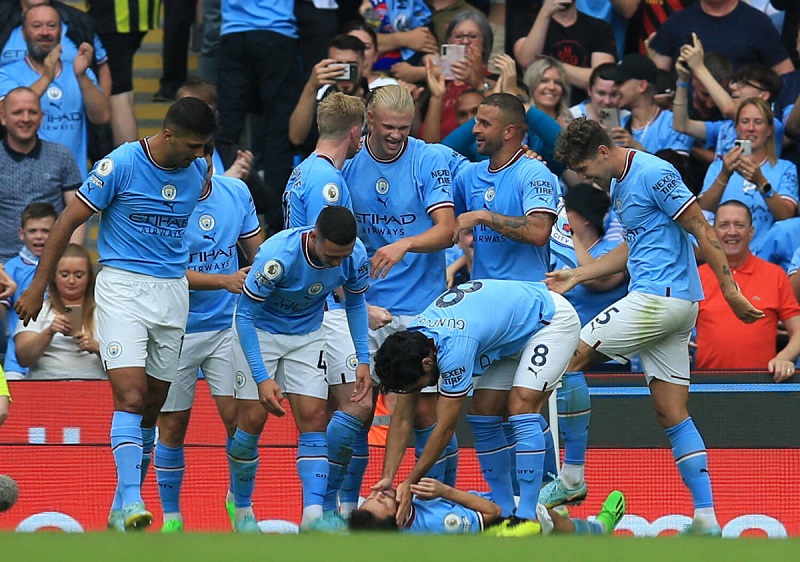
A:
16;96;216;531
543;117;763;536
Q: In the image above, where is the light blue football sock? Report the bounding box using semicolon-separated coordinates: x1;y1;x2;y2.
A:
510;413;545;521
340;429;369;506
443;433;459;487
665;417;714;509
324;411;362;511
558;371;591;467
414;424;447;481
140;426;156;485
537;416;558;483
154;441;185;514
110;411;144;507
297;432;328;511
501;421;520;497
572;518;604;535
226;428;259;508
468;415;516;517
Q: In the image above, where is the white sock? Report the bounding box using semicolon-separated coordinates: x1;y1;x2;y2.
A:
339;502;358;516
163;512;182;523
693;507;718;528
560;464;584;489
235;506;254;521
302;505;323;526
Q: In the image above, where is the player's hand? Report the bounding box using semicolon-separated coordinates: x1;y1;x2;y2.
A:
368;305;392;330
75;332;100;354
257;379;286;417
48;313;72;337
43;44;62;82
351;363;372;403
395;479;413;525
403;27;438;54
371;240;411;279
520;143;545;163
0;266;16;300
723;290;765;324
452;211;484;243
425;57;446;98
768;357;796;382
371;477;393;492
224;267;251;294
225;150;253;180
14;286;45;326
409;477;447;500
73;42;94;76
543;268;578;294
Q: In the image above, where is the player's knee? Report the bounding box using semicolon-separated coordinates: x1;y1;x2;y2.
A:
113;388;147;413
158;412;190;446
237;401;267;434
507;388;547;416
298;408;329;433
337;399;372;423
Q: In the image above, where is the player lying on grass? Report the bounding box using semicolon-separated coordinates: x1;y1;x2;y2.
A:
350;477;625;536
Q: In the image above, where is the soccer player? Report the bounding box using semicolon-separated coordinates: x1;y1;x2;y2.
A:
282;92;370;520
543;117;764;535
373;279;581;537
341;84;457;511
351;478;625;537
154;151;263;533
230;206;371;532
15;97;216;531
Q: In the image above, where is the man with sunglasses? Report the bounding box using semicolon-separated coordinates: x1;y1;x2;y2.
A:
372;279;580;537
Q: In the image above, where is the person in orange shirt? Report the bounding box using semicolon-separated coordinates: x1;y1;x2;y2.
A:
696;200;800;380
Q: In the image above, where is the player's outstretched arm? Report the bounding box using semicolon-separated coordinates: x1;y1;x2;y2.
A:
410;478;503;525
15;198;94;325
186;267;250;292
545;241;629;294
676;203;764;323
454;210;554;246
379;392;419;488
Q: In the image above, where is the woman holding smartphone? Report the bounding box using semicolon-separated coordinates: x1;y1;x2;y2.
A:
699;97;798;250
14;244;105;380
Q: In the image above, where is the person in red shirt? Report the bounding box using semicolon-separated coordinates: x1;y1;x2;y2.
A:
696;200;800;380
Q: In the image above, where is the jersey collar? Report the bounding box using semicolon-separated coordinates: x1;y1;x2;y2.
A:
617;149;636;182
302;231;325;270
488;147;525;173
365;134;408;164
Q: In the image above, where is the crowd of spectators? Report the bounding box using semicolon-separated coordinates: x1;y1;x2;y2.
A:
2;0;800;389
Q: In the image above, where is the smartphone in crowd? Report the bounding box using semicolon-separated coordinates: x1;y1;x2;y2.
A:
64;305;83;336
599;107;621;130
734;139;752;156
331;62;359;82
440;44;466;80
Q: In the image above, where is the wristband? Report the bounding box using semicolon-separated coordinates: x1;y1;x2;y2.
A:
676;81;689;89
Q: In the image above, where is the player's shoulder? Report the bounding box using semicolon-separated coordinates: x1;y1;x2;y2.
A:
253;229;306;279
210;173;248;199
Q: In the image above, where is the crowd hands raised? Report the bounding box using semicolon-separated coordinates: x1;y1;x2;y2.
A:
1;0;800;535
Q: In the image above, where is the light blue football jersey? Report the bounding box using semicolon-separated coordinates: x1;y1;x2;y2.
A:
76;140;208;278
610;149;703;301
409;280;555;398
753;217;800;273
0;58;99;177
788;246;800;275
1;250;38;375
701;158;798;250
621;109;693;154
453;149;558;281
185;175;261;334
284;152;353;229
1;24;108;67
430;143;470;180
221;0;297;37
403;496;485;534
551;237;628;325
343;136;454;315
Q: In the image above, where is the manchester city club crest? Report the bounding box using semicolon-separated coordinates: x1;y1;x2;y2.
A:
235;371;246;389
323;183;340;203
484;186;496;202
95;158;114;177
199;214;216;231
263;260;283;280
162;184;177;200
375;177;390;195
47;86;62;101
615;197;622;211
308;282;324;296
346;354;358;371
106;341;122;359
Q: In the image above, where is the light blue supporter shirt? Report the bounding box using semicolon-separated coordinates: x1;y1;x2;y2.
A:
704;118;784;158
1;248;38;375
185;175;261;334
621;109;694;154
753;217;800;273
700;158;798;251
220;0;297;38
76;139;208;278
409;280;556;398
611;150;703;301
403;496;486;534
235;227;370;383
0;58;100;177
453;149;558;281
343;135;454;316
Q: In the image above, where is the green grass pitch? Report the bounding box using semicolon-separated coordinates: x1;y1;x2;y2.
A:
4;533;800;562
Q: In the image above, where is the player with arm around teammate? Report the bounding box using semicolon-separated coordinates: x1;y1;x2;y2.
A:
543;117;763;536
15;97;216;531
154;148;264;533
229;206;372;532
373;279;581;537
